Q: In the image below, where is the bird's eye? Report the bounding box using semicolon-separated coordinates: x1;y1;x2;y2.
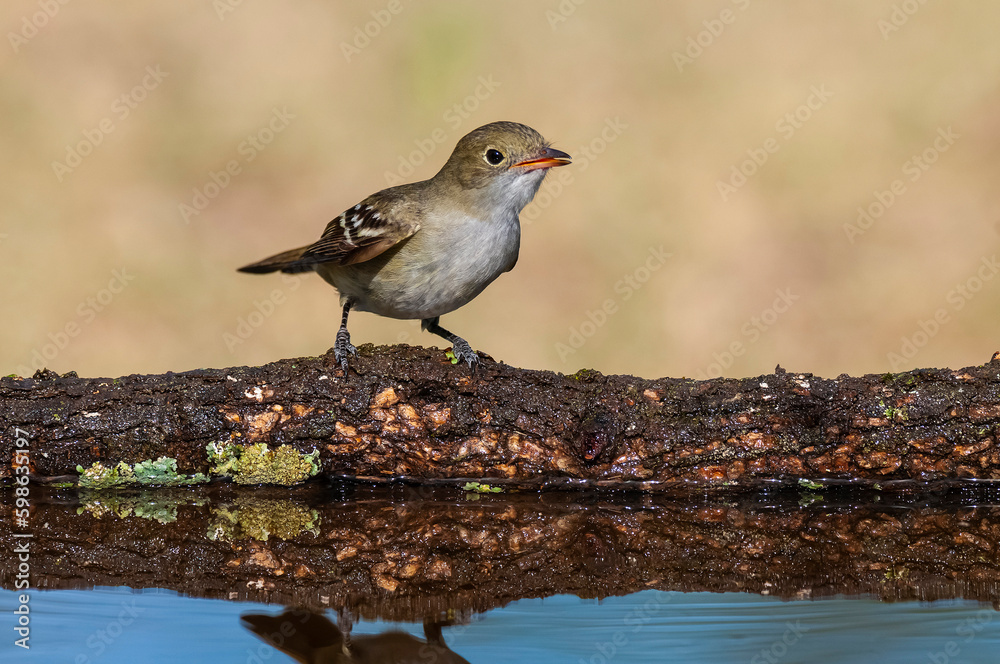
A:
485;148;504;165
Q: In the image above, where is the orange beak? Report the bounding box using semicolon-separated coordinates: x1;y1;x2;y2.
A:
512;147;572;172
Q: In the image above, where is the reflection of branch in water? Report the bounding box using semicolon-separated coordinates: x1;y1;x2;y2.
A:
241;608;471;664
6;485;1000;618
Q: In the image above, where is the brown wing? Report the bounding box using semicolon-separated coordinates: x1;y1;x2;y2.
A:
300;202;420;267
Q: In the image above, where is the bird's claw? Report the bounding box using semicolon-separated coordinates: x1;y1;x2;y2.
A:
334;329;357;370
449;338;479;369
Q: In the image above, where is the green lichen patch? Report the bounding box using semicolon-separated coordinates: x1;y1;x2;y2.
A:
76;492;206;524
883;566;910;581
208;497;320;541
878;399;907;421
207;441;319;485
76;457;208;489
76;461;135;489
798;492;823;507
206;441;239;475
463;481;503;494
132;457;209;486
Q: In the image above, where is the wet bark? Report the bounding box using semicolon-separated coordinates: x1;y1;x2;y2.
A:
2;486;998;620
3;345;1000;489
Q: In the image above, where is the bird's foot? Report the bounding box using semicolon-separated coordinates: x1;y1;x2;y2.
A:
334;329;357;370
448;337;479;369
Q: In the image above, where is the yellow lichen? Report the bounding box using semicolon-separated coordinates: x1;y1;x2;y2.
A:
207;441;319;485
208;497;320;541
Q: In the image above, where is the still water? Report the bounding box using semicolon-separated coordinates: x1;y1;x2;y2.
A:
3;587;998;663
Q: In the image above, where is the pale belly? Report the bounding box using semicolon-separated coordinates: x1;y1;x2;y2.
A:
317;213;520;320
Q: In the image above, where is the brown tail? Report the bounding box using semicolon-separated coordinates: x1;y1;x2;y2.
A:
237;246;317;274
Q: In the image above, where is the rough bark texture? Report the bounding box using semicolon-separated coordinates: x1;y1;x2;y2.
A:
4;345;1000;489
2;486;998;621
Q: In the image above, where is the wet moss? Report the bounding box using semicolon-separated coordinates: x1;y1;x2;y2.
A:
570;368;602;381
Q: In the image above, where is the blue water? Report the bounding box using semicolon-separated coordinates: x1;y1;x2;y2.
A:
3;587;998;663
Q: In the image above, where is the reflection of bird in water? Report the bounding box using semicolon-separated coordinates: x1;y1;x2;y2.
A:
241;608;470;664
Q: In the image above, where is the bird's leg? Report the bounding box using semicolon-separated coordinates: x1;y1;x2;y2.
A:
334;301;357;369
421;317;479;368
336;607;355;656
422;619;446;647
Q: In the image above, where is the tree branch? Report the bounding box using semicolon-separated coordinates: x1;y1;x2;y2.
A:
3;345;1000;488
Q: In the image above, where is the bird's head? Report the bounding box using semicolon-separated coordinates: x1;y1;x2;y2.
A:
436;121;572;214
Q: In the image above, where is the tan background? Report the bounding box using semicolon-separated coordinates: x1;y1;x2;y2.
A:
3;1;999;380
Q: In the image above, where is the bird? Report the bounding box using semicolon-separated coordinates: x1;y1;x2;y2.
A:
241;609;471;664
238;121;571;369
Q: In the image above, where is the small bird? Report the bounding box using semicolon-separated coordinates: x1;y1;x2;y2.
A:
241;609;471;664
238;121;571;369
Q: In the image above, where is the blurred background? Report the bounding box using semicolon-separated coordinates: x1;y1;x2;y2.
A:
2;1;999;380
